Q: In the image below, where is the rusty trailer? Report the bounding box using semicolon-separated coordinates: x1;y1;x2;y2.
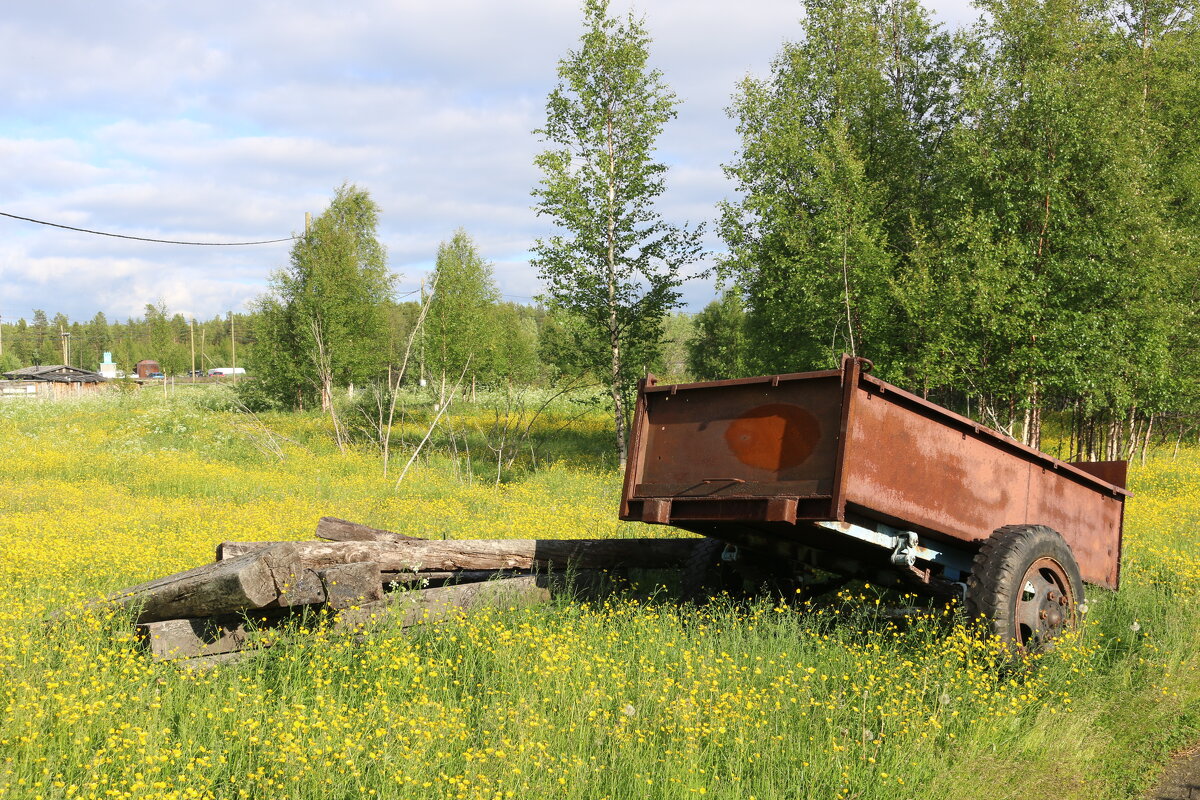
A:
620;356;1129;648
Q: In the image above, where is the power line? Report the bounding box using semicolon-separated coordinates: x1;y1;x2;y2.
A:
0;210;297;246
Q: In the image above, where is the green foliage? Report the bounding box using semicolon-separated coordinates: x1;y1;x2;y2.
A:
248;183;395;410
687;291;748;381
425;229;501;389
532;0;703;462
718;0;1199;445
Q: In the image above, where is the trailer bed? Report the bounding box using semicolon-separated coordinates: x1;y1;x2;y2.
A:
620;357;1128;589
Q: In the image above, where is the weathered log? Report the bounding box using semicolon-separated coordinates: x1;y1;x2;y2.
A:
317;516;423;543
319;561;384;609
216;541;289;560
178;651;255;670
216;538;699;572
335;575;552;631
104;543;302;623
275;568;327;607
137;611;286;660
380;569;525;587
145;576;551;662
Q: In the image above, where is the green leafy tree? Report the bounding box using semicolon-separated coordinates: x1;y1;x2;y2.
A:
425;229;500;396
489;302;541;385
532;0;703;465
687;290;749;381
29;310;49;365
720;0;950;377
248;183;395;411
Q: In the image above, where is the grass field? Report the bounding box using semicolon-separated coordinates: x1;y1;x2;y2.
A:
1;387;1198;800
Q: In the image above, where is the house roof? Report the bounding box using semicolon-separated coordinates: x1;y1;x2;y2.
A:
3;364;106;383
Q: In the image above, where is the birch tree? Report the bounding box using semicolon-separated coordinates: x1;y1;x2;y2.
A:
532;0;702;467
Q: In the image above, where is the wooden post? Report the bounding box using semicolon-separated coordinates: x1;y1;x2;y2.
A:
230;312;237;383
189;318;196;383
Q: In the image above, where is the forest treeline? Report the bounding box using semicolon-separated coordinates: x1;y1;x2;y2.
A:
3;0;1198;461
709;0;1200;462
0;298;694;397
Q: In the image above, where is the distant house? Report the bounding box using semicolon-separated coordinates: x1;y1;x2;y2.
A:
134;360;161;379
3;364;106;383
1;364;107;400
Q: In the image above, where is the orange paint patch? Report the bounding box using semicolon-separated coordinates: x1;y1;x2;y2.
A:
724;403;820;471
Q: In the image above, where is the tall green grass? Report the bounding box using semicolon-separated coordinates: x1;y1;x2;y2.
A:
0;388;1196;799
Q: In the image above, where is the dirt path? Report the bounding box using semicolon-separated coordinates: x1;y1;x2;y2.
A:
1147;744;1200;800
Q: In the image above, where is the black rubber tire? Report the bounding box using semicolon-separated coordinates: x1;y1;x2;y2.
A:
965;524;1083;652
680;537;741;603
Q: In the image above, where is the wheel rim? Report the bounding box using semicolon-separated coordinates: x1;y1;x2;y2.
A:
1014;557;1076;649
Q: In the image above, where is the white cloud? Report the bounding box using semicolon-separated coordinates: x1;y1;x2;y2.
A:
0;0;977;323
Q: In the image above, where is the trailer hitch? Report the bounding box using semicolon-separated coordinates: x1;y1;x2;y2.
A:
889;531;919;568
814;520;976;584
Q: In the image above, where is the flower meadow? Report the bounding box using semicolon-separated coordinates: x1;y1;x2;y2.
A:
1;388;1198;800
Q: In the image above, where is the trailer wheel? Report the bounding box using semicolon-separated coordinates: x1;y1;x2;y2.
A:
965;524;1082;652
680;538;741;602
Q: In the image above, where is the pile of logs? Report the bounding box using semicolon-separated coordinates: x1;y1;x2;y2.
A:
86;517;699;669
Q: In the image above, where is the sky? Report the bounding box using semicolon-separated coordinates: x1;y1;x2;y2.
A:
0;0;980;325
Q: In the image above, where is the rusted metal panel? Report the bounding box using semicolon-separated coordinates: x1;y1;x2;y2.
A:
619;375;656;519
840;379;1124;588
628;374;842;506
1069;460;1128;489
620;357;1126;591
829;356;862;520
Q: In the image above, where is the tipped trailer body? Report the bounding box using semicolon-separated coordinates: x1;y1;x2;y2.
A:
620;356;1129;647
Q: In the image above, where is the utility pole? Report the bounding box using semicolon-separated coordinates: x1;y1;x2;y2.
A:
419;277;426;388
189;318;196;383
60;326;70;366
230;311;237;382
305;211;312;235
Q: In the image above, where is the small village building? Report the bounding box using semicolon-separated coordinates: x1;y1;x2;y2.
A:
1;364;108;400
134;360;161;379
99;351;119;380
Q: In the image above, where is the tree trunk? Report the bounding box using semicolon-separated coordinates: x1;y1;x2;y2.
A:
82;543;302;624
316;516;424;543
604;94;628;470
216;538;700;573
1140;413;1154;466
611;325;627;469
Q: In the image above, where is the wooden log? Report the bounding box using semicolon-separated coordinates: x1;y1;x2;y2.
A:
216;538;699;572
334;575;552;631
316;516;423;543
318;562;384;609
144;576;550;662
276;568;326;607
177;651;255;671
137;611;288;660
216;541;289;560
104;543;302;623
380;569;524;587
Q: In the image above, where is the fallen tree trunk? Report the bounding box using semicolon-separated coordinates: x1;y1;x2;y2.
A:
138;612;281;660
102;543;302;624
319;561;384;609
316;516;423;543
380;569;522;586
216;538;699;572
141;575;552;662
336;575;553;631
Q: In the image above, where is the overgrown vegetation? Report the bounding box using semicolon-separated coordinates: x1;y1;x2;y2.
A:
1;388;1197;799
